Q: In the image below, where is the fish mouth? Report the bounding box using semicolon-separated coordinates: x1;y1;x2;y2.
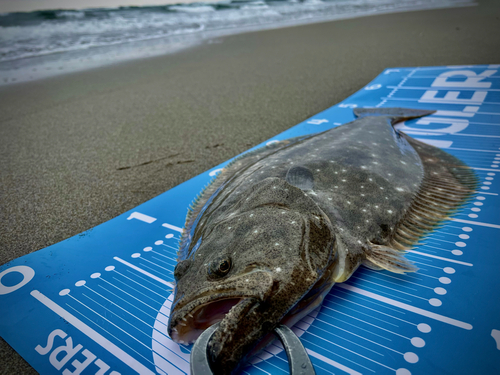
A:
169;267;275;344
169;296;254;344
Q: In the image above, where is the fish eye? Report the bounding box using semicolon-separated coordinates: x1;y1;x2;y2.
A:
174;259;192;281
208;256;232;279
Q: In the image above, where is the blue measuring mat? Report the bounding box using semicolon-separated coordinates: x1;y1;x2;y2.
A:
1;64;499;375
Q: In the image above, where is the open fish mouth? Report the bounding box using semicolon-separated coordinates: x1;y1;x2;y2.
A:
169;297;250;344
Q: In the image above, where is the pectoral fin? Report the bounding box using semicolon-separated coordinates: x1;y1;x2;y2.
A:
365;244;418;274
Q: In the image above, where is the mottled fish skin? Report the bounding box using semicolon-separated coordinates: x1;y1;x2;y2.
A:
167;107;477;374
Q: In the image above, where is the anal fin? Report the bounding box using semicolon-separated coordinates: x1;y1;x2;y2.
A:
388;135;478;252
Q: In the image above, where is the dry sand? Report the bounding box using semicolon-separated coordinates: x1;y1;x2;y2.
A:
1;0;500;372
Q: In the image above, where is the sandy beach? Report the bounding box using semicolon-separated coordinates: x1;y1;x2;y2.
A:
1;0;499;372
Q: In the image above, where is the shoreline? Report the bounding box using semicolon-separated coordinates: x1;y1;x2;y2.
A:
1;0;500;373
0;0;476;87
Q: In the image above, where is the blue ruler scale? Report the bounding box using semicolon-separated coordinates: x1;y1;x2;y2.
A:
1;64;499;375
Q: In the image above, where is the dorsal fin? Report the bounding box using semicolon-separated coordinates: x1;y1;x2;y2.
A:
177;135;312;260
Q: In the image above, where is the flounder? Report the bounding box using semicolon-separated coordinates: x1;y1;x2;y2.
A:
167;107;477;374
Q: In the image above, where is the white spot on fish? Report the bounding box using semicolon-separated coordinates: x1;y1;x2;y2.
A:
396;187;404;191
401;161;407;165
388;210;393;214
276;267;282;272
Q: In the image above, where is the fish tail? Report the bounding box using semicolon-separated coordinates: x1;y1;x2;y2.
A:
353;107;435;125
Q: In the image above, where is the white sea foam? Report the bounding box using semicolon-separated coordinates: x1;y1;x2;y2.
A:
0;0;476;85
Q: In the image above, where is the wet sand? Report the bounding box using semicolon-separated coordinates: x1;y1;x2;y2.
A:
1;0;499;372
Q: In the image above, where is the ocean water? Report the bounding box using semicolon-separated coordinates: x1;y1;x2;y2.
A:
0;0;474;85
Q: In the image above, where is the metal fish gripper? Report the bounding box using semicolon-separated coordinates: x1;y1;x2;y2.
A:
190;322;316;375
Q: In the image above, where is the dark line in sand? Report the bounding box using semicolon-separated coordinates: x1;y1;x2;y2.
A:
117;153;184;170
205;143;224;149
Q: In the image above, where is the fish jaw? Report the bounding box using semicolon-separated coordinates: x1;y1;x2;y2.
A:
168;269;275;344
207;297;263;374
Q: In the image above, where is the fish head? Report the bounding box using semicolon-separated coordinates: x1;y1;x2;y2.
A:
168;177;336;373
